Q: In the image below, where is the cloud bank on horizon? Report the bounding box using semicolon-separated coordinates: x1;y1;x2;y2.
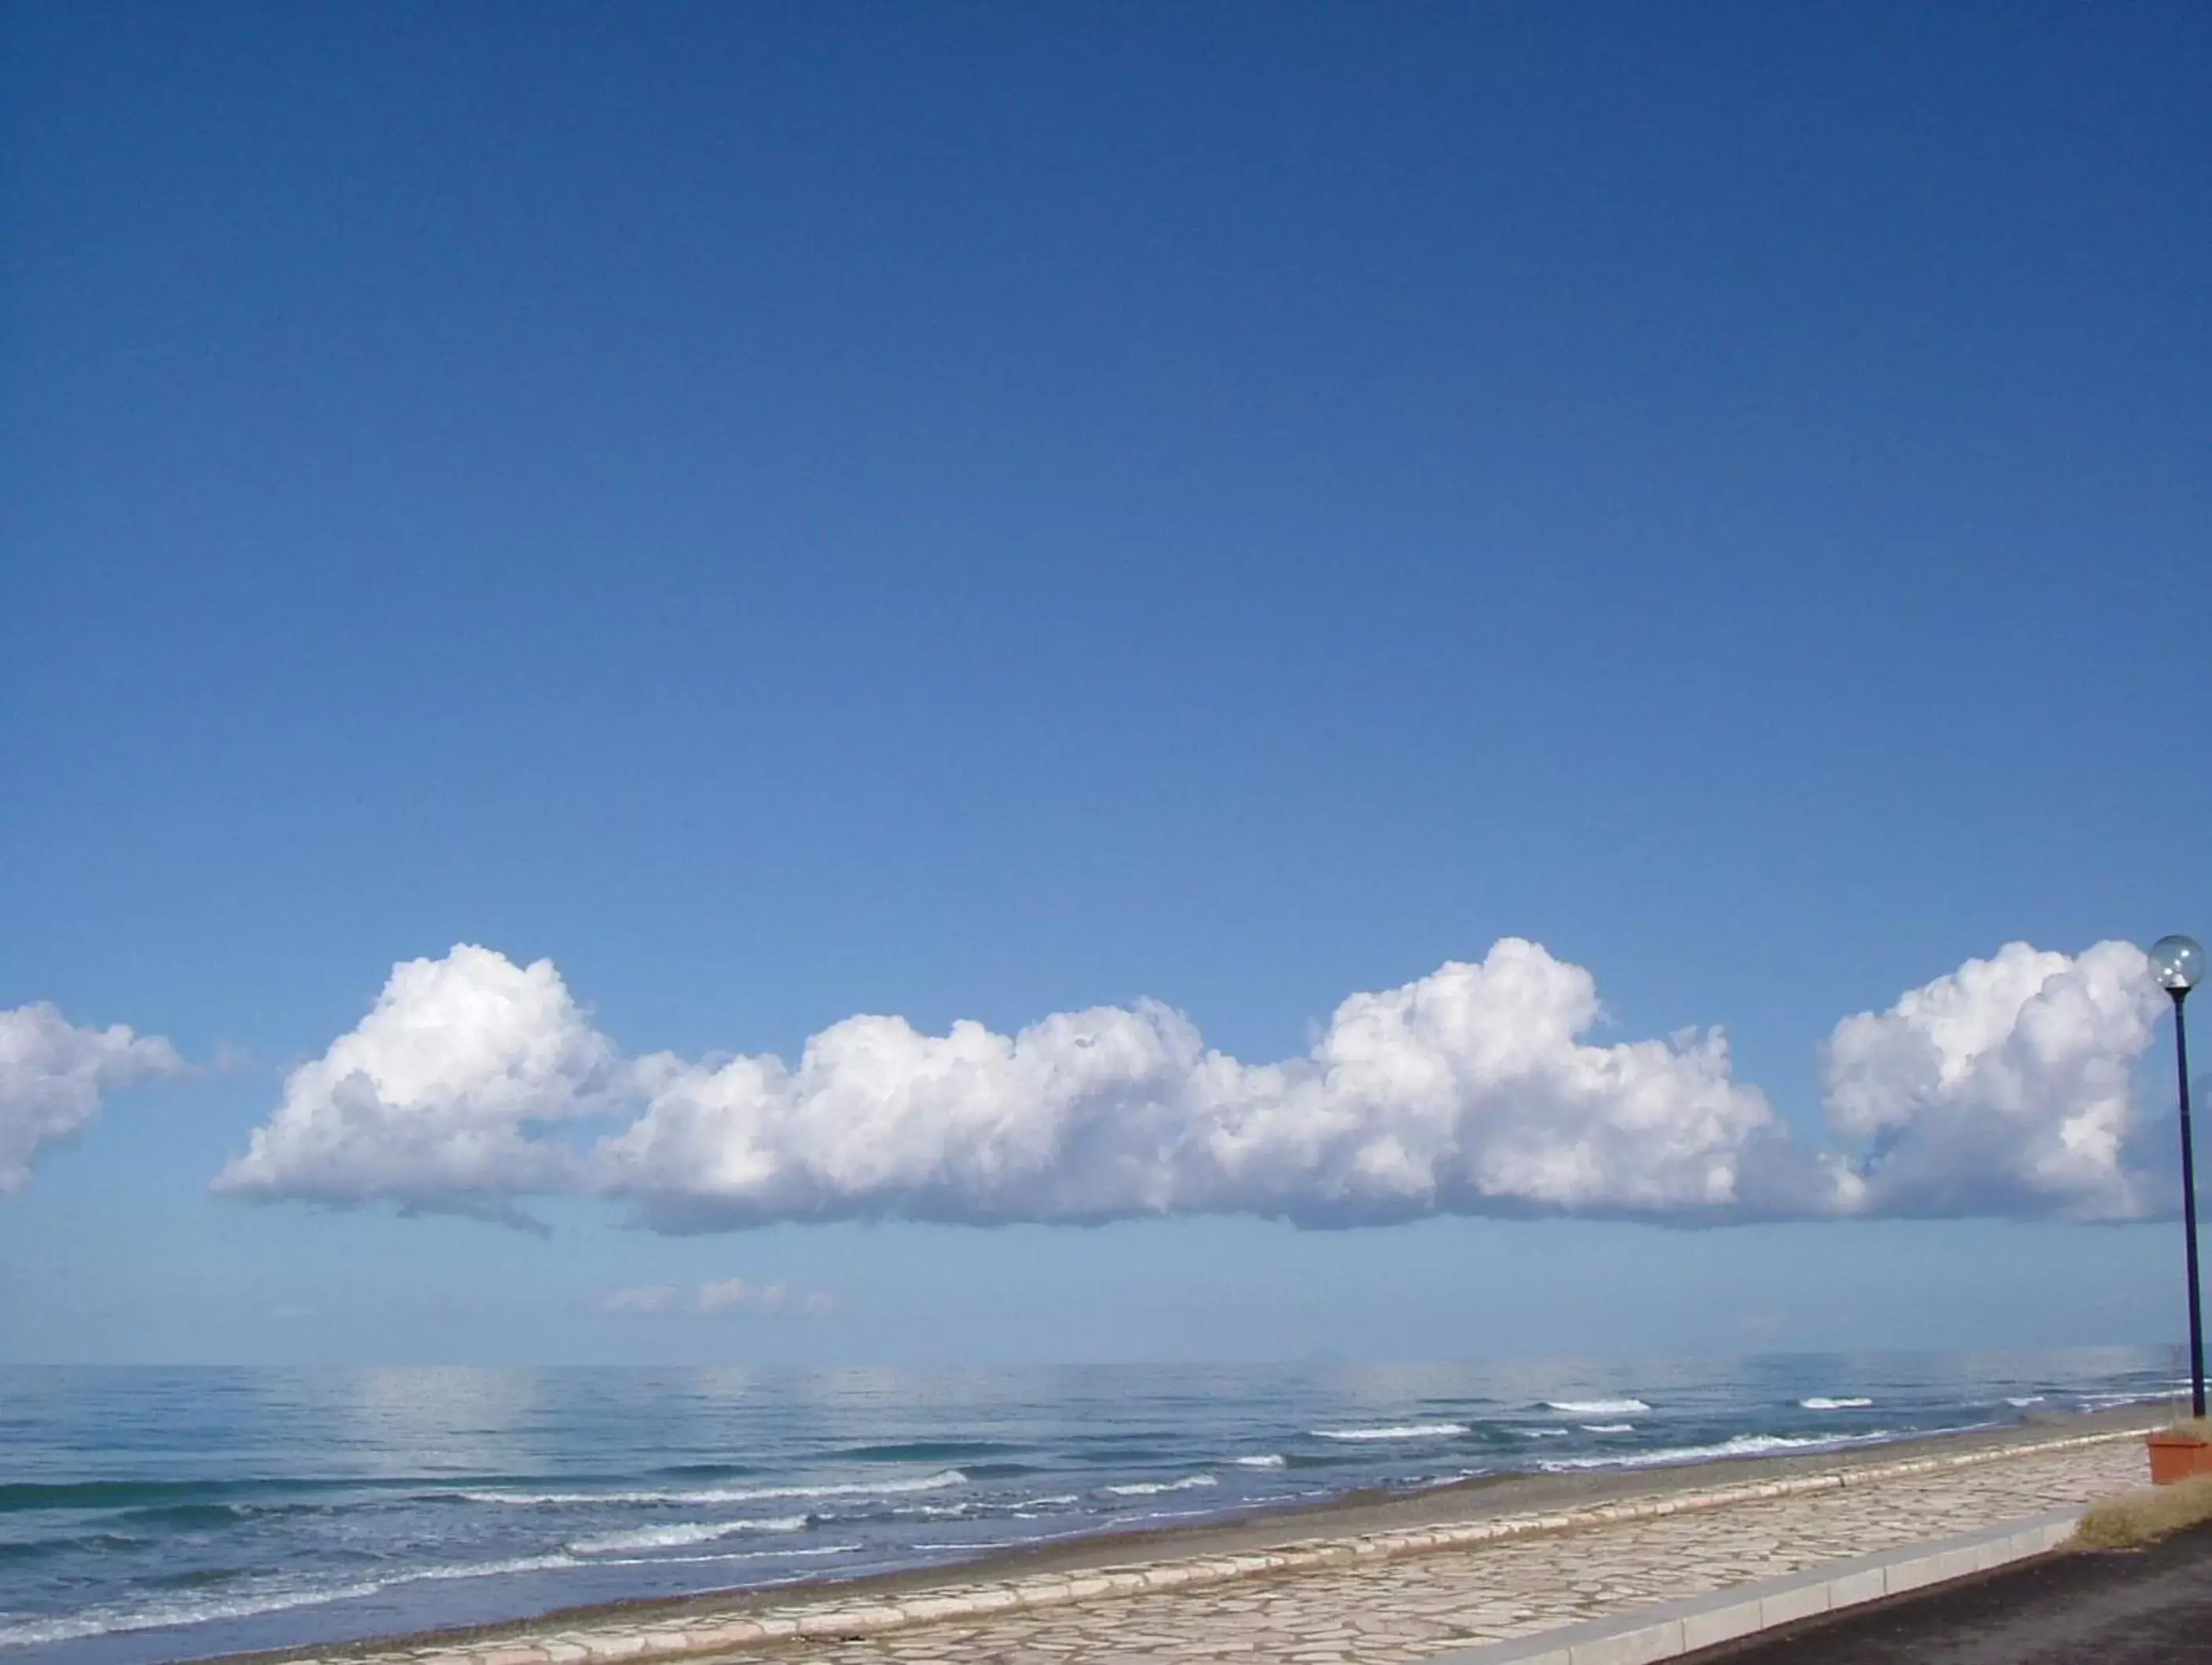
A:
0;1004;185;1194
208;936;2174;1230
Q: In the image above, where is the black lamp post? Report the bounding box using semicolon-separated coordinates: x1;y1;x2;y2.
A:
2150;934;2207;1418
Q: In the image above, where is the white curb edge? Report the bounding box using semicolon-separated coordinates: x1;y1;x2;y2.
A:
1425;1506;2086;1665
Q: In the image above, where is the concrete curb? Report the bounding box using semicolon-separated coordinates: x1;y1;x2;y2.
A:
1424;1506;2086;1665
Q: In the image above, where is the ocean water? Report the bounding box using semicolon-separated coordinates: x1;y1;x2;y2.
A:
0;1350;2185;1665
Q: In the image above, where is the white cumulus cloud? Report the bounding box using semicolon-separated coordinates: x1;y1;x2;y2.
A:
1819;940;2167;1220
212;945;621;1221
0;1004;184;1194
216;939;1792;1226
599;939;1790;1228
213;936;2182;1230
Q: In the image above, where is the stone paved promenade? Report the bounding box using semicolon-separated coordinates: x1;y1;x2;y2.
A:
295;1426;2153;1665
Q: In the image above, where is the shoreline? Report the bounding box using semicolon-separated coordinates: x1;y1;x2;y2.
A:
211;1399;2179;1665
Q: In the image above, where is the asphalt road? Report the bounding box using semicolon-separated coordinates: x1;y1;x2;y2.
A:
1692;1520;2212;1664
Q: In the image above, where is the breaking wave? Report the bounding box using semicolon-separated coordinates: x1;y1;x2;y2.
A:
463;1470;967;1507
569;1517;809;1554
0;1553;584;1649
1536;1431;1896;1473
1099;1474;1218;1497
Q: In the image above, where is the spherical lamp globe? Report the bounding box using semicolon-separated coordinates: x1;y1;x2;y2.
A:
2149;935;2206;994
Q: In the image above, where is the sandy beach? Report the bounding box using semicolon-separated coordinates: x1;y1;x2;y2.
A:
214;1400;2177;1664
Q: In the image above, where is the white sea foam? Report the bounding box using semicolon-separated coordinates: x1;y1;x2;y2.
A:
627;1543;858;1566
1799;1397;1874;1411
1536;1430;1895;1473
1580;1423;1635;1434
569;1515;808;1554
1123;1505;1225;1526
2006;1396;2047;1407
463;1469;966;1507
1101;1473;1218;1497
1309;1422;1470;1441
911;1522;1101;1553
1233;1453;1288;1468
0;1553;583;1649
1542;1399;1650;1414
1;1516;866;1645
1515;1426;1571;1437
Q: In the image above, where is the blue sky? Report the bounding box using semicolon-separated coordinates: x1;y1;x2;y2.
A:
2;2;2207;1365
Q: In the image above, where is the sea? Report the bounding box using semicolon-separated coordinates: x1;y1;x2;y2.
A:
0;1349;2187;1665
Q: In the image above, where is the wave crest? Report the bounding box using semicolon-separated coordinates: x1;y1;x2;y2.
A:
1100;1473;1218;1497
570;1517;808;1554
1537;1430;1895;1472
464;1469;966;1507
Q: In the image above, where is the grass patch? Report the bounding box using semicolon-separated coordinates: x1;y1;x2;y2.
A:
2072;1475;2212;1550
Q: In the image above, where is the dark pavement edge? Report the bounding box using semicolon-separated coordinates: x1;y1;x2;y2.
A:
1684;1517;2212;1665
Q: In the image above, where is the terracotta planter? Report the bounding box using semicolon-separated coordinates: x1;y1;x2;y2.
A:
2146;1431;2212;1484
